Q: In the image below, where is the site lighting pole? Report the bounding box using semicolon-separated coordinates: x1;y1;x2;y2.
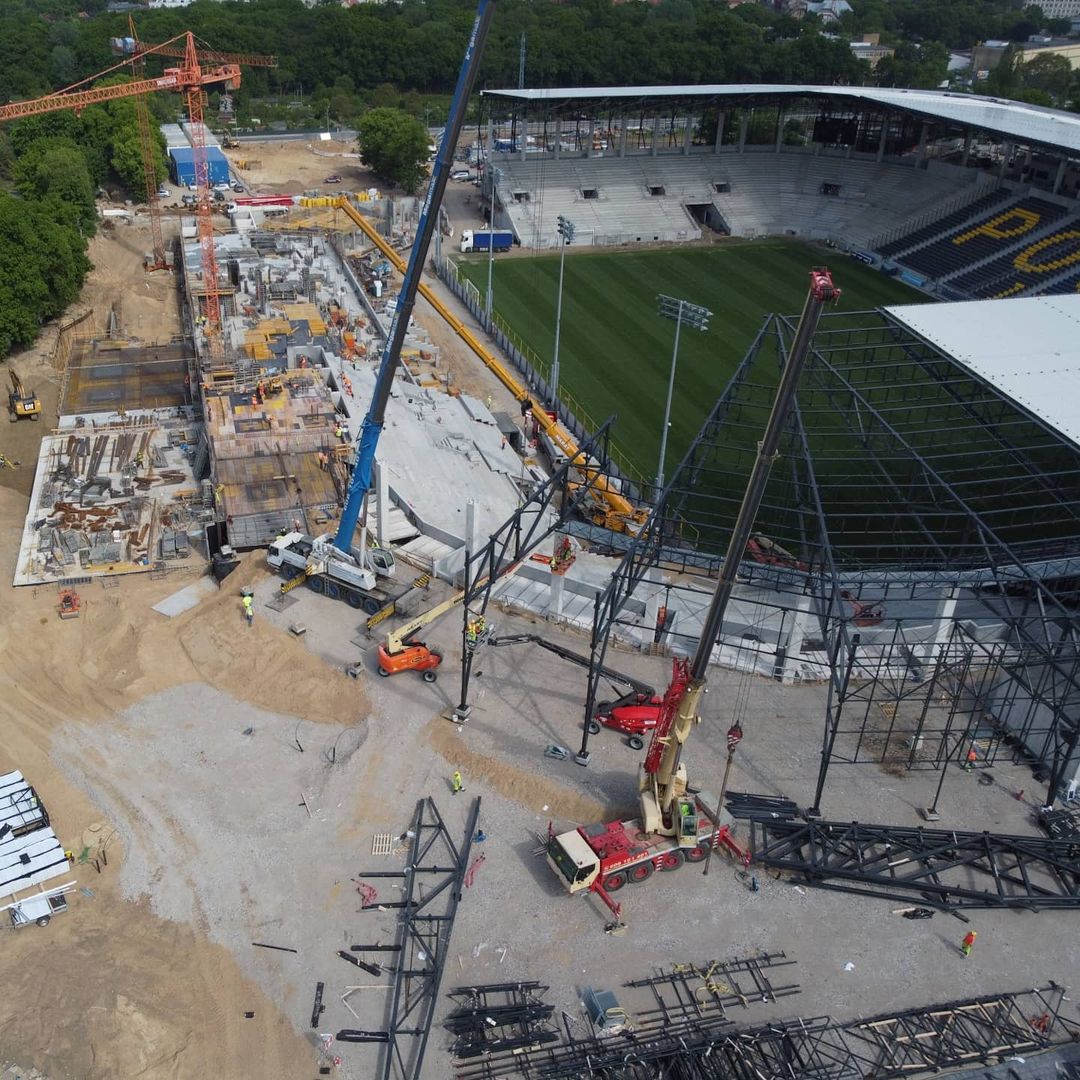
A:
550;214;575;404
485;166;502;321
655;294;711;496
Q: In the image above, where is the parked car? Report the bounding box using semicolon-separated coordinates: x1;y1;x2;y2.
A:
156;185;169;198
450;170;471;181
213;182;231;191
324;175;342;184
231;182;244;192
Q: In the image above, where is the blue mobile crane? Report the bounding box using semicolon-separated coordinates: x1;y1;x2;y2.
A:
332;0;497;555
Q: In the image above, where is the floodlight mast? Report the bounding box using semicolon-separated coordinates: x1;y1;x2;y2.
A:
334;0;497;551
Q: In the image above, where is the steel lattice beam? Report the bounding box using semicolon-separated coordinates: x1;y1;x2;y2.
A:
377;796;480;1080
451;985;1068;1080
749;818;1080;909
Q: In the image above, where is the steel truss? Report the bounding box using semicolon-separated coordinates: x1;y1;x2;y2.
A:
451;985;1068;1080
445;982;558;1059
625;951;800;1024
577;308;1080;808
452;419;624;721
749;818;1080;909
364;796;480;1080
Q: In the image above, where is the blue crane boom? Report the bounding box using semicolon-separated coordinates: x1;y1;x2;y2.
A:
334;0;497;551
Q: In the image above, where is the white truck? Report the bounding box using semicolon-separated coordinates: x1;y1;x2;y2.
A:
266;532;397;614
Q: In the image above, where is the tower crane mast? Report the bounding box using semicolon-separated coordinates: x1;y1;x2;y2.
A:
1;32;271;365
115;23;277;274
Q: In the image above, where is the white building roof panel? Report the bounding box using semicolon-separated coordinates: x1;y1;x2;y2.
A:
886;295;1080;448
0;826;68;896
484;85;1080;154
0;770;47;834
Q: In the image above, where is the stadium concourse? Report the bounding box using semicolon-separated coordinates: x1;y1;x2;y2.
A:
478;84;1080;300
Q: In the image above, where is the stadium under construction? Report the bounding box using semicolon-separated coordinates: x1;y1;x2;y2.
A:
17;84;1080;821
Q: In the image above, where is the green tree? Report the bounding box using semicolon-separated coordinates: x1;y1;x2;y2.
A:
875;42;949;89
982;43;1023;97
357;106;430;193
1023;53;1073;102
14;139;97;236
0;193;91;356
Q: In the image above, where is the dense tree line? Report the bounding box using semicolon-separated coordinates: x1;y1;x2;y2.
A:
1;0;873;110
2;0;1078;122
0;94;167;355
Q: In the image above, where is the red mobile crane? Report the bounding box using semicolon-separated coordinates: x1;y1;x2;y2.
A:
545;269;841;922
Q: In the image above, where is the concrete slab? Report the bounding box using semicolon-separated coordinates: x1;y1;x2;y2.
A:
151;576;218;617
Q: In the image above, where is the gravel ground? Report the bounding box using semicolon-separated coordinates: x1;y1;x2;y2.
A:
53;574;1080;1077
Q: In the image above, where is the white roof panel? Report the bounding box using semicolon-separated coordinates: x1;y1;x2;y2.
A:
0;826;68;896
484;85;1080;154
886;295;1080;448
0;770;47;834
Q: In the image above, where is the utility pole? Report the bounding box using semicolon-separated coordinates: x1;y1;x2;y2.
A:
655;294;710;497
518;33;526;89
550;215;575;406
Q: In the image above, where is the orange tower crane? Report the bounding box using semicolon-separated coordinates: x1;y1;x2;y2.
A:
117;21;276;273
5;32;242;363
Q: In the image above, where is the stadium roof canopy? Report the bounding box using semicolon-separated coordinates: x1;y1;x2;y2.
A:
887;295;1080;451
484;85;1080;156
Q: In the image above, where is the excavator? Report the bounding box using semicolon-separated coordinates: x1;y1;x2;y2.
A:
545;269;840;922
8;370;41;422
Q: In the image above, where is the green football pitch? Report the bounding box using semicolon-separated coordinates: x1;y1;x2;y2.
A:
456;239;927;485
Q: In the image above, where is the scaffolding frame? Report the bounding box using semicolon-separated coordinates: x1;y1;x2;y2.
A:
576;308;1080;809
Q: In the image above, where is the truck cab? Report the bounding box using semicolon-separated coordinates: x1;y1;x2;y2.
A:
546;828;600;894
6;886;71;928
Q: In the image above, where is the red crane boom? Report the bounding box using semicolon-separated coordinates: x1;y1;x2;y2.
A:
0;31;245;363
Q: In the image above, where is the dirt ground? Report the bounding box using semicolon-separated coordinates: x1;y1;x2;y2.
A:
1;148;1077;1080
226;139;375;198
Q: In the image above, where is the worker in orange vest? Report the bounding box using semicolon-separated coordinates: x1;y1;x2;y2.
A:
960;930;976;957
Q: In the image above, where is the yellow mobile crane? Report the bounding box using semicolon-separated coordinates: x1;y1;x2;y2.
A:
327;196;649;536
8;370;41;422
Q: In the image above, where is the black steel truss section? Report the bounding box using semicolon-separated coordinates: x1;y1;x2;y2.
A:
377;796;480;1080
842;986;1066;1076
451;418;625;720
749;818;1080;910
445;982;558;1059
625;950;800;1025
577;306;1080;808
450;985;1068;1080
